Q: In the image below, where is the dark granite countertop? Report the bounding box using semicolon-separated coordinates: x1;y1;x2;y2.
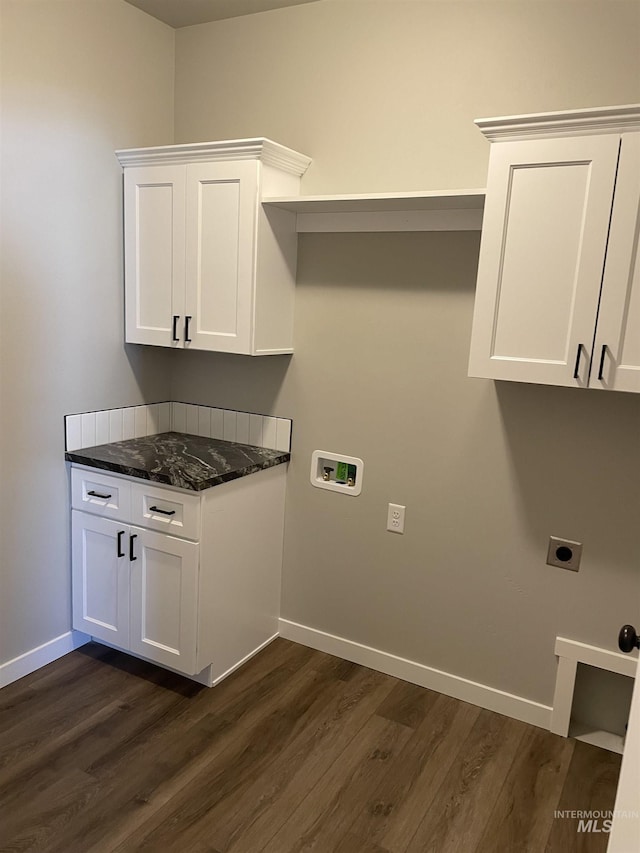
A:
65;432;290;491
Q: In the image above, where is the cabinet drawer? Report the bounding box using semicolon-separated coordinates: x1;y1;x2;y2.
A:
71;467;131;521
130;481;201;541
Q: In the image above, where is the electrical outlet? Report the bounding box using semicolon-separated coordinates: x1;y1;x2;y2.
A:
387;503;405;534
546;536;582;571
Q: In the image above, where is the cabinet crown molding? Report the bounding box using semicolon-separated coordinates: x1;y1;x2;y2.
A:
115;138;311;176
476;104;640;142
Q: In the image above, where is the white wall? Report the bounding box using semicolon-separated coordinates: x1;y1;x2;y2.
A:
0;0;175;664
175;0;640;191
171;0;640;705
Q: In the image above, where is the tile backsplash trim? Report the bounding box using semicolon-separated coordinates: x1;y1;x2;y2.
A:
65;403;292;454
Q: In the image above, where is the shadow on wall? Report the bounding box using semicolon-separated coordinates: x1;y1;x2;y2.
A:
146;231;482;421
120;342;174;406
495;380;640;574
164;349;293;416
295;231;481;294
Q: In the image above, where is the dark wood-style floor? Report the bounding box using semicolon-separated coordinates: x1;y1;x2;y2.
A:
0;639;621;853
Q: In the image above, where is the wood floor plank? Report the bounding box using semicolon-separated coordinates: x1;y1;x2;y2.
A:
1;640;317;853
0;698;124;807
321;655;361;682
112;664;395;853
0;679;196;848
0;645;213;800
0;639;623;853
0;644;122;733
376;679;440;729
117;669;350;851
350;692;481;850
259;714;409;853
222;670;397;853
334;834;390;853
51;643;325;853
475;726;575;853
83;638;318;786
0;644;192;772
403;709;528;853
0;644;107;727
0;766;100;851
545;740;622;853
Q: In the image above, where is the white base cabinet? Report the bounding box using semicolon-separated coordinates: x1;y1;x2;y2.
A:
72;513;199;674
70;463;286;686
469;105;640;392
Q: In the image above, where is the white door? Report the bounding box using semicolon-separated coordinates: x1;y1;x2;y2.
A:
184;160;259;354
71;511;130;647
592;133;640;393
128;526;199;675
469;135;620;386
608;654;640;851
123;165;186;347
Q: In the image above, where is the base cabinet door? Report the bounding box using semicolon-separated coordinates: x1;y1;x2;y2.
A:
128;526;199;675
71;511;130;648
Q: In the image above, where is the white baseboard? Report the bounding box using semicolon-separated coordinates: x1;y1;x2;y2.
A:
279;619;552;730
0;630;91;689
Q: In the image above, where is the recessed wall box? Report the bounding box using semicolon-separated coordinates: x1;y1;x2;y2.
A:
547;536;583;571
310;450;363;496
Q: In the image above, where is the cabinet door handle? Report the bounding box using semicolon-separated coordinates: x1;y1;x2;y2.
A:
597;344;607;380
149;505;176;516
172;315;180;342
117;530;125;558
573;344;585;380
184;315;192;343
129;533;137;561
87;490;111;499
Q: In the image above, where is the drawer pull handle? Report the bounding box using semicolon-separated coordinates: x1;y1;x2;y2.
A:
149;505;176;516
129;533;137;561
117;530;125;558
87;490;112;499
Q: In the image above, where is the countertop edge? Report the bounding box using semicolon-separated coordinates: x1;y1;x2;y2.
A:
64;449;291;492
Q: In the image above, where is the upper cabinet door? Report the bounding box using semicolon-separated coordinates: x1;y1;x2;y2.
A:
123;165;186;347
468;135;620;387
184;160;259;354
592;133;640;393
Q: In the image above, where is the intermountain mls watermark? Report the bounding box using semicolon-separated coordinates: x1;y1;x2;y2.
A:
554;810;640;833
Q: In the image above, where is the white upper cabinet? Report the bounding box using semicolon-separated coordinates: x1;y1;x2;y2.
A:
184;160;257;353
593;132;640;392
122;164;186;348
117;139;311;356
468;105;640;392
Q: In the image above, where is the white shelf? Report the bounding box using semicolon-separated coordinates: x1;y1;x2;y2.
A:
262;189;486;232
